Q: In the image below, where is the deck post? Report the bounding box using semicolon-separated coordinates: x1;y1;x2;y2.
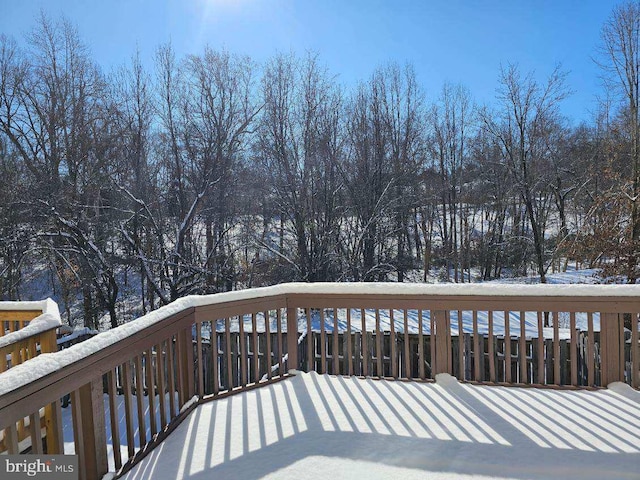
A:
77;379;108;480
40;328;64;454
178;319;196;404
600;312;624;385
286;306;299;371
433;310;452;375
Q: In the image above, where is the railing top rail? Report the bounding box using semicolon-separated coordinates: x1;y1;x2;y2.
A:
0;298;60;319
283;282;640;298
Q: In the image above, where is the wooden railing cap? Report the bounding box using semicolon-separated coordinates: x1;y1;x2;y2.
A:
0;298;61;320
283;282;640;297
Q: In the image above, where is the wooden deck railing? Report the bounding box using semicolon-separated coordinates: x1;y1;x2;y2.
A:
0;284;638;480
0;301;61;454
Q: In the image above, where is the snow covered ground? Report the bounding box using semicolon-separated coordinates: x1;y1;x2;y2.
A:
121;371;640;480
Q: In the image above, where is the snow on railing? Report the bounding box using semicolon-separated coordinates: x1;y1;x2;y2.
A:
0;284;639;480
0;314;61;350
0;299;61;373
0;300;61;457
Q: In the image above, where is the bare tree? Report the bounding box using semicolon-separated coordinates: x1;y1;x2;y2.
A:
481;64;569;283
381;63;425;281
185;47;260;291
257;53;344;282
0;14;120;327
428;82;473;281
598;1;640;282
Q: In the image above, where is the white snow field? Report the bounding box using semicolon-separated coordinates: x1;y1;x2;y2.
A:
121;371;640;480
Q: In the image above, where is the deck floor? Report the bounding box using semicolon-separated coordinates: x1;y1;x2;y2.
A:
122;372;640;480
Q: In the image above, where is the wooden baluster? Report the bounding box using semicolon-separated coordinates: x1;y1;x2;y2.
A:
277;309;284;374
134;355;147;448
11;338;20;369
196;323;204;396
618;314;631;382
44;399;63;454
488;311;495;383
430;312;435;379
146;348;158;437
72;388;86;475
166;339;177;419
587;312;594;386
418;310;425;380
6;423;18;454
458;310;464;380
252;313;259;383
265;311;272;380
347;309;353;376
107;369;122;470
121;361;135;458
17;404;26;447
633;313;639;389
390;309;397;378
286;306;298;371
333;308;340;375
306;309;313;372
239;314;247;387
361;309;368;377
211;325;219;396
320;309;327;374
178;326;195;405
553;312;560;385
570;312;577;386
27;337;37;360
156;342;168;428
174;332;184;407
404;310;410;379
376;309;383;377
537;311;545;385
519;311;527;384
473;311;480;381
225;317;233;390
29;411;42;454
504;311;511;384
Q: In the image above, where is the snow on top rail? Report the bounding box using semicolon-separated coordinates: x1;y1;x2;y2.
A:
1;283;639;397
285;281;640;297
0;298;60;320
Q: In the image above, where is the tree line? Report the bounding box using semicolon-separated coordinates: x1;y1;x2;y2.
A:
1;4;640;329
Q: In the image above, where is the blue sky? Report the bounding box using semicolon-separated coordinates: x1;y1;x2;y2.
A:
0;0;619;123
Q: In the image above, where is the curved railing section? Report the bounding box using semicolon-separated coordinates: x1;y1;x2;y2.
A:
0;284;638;480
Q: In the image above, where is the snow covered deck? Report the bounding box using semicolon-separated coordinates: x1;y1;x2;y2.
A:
122;372;640;480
